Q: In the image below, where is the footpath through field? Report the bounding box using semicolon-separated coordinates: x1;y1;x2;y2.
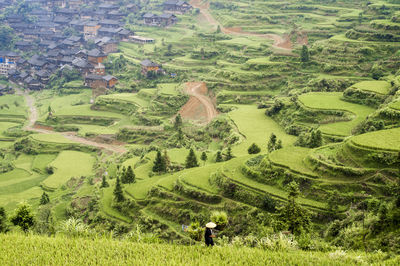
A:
190;0;293;51
16;88;127;154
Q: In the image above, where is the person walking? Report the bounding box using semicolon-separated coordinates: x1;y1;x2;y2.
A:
205;222;216;247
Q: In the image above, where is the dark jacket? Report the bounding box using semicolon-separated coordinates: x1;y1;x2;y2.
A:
204;228;214;246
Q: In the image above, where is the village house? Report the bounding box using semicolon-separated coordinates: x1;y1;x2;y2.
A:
84;21;101;40
24;76;42;90
143;13;177;27
84;74;117;89
0;51;20;76
15;41;31;52
72;58;93;75
87;49;108;64
35;69;51;84
129;35;155;44
163;0;192;14
99;19;121;29
95;37;118;54
140;59;161;74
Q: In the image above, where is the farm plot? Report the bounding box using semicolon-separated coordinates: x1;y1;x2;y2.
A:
299;92;375;136
0;94;27;118
31;133;78;144
226;105;296;155
350;127;400;152
41;151;95;190
98;93;149;108
0;122;20;138
269;147;317;177
351;81;392;95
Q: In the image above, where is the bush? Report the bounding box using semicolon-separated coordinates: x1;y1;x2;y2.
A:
186;221;204;241
248;143;261;154
210;211;228;230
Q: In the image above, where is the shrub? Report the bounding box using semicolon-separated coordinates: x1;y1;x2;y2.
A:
248;143;261;154
210;211;228;230
186;221;204;241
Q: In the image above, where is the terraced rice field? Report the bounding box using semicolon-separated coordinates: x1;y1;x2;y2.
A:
350;127;400;152
299;92;375;136
30;133;78;144
42;151;95;190
269;147;317;177
351;80;391;95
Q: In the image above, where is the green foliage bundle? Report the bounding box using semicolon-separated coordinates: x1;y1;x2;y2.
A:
10;203;35;232
186;221;204;241
210;211;228;230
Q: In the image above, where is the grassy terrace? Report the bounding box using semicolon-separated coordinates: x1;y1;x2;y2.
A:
350;127;400;152
269;147;317;178
30;133;78;144
298;92;375;136
351;81;392;95
42;151;95;190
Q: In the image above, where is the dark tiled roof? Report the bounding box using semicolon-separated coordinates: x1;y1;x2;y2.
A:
141;59;159;67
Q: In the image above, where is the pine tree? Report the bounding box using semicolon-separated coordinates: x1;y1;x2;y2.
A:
100;175;109;188
301;45;309;63
153;150;166;173
125;166;135;184
268;133;277;152
39;192;50;205
0;206;7;233
215;151;223;162
216;25;221;33
276;140;283;150
277;181;310;235
113;177;125;202
174;114;182;129
185;148;199;168
200;151;207;165
248;143;261;154
120;166;127;183
226;146;233;160
163;150;171;171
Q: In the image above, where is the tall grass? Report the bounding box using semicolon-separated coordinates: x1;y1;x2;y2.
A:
0;233;398;265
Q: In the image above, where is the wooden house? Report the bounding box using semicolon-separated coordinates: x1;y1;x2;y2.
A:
84;74;117;89
140;59;161;74
87;49;107;64
163;0;192;14
84;21;101;40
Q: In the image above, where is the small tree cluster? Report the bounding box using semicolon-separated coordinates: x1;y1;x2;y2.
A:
100;175;109;188
10;203;35;232
301;45;310;63
0;206;8;233
39;192;50;205
295;129;323;148
267;133;283;152
174;114;182;129
248;143;261;154
120;166;136;184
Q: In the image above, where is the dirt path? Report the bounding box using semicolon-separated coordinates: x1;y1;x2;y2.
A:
16;88;127;154
179;82;218;124
190;0;293;51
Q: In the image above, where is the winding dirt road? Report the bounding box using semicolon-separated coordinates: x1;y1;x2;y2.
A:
16;88;127;154
190;0;293;51
179;82;218;124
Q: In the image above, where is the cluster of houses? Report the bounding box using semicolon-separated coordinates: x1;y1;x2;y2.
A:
143;0;192;27
0;0;192;92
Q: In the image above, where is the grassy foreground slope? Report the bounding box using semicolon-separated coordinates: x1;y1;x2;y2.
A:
0;234;397;266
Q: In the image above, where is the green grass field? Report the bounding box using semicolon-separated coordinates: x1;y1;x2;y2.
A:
269;147;317;177
42;151;95;190
0;95;26;117
299;92;375;136
351;81;391;95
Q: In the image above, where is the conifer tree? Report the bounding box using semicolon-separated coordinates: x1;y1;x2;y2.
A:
276;140;283;150
277;181;310;235
268;133;277;152
185;148;199;168
200;151;207;165
226;146;233;160
215;151;223;162
163;150;171;171
301;45;310;63
125;166;135;184
10;203;35;232
120;166;127;183
174;114;182;129
40;192;50;205
248;143;261;154
153;150;166;173
100;175;109;188
0;206;7;233
113;177;125;202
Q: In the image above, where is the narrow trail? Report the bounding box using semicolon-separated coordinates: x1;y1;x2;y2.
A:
16;88;127;154
179;82;218;124
190;0;293;51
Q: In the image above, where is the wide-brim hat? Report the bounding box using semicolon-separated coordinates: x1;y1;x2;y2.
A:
206;222;217;228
